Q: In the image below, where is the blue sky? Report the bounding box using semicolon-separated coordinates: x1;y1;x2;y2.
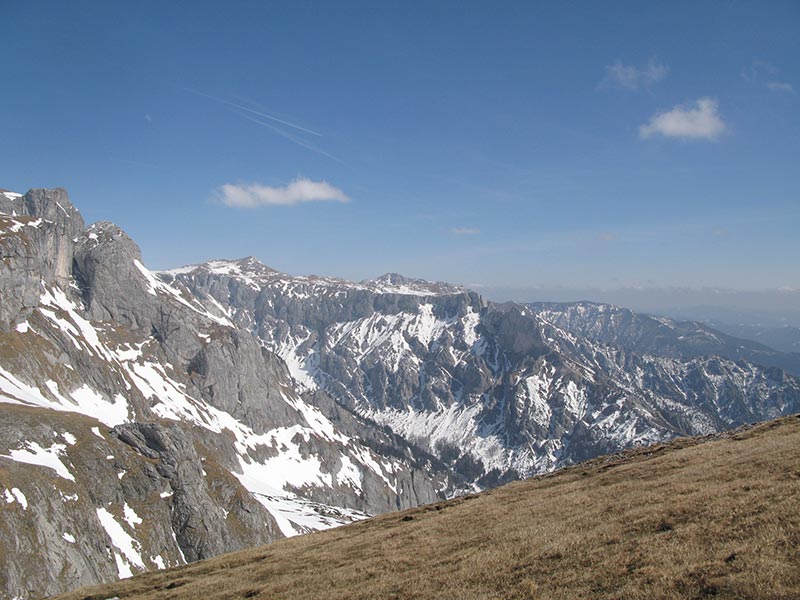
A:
1;1;798;303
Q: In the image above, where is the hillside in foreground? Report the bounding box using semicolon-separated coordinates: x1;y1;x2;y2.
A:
57;414;800;600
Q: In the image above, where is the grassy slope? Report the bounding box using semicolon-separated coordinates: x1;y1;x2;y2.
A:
57;415;800;600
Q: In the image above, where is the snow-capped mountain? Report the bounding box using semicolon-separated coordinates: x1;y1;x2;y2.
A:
0;189;442;599
2;187;799;599
530;301;800;376
165;258;800;486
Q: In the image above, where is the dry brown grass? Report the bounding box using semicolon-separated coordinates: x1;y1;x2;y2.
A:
55;415;800;600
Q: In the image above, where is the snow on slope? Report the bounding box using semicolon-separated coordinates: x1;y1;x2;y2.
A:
1;262;403;537
165;258;800;486
0;441;75;481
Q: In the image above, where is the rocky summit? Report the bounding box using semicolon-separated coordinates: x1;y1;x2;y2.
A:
1;187;799;599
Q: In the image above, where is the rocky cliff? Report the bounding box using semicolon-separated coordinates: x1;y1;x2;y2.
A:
0;188;442;599
165;258;800;486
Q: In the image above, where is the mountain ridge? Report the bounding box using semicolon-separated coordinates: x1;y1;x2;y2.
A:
529;300;800;376
166;251;800;481
1;187;799;598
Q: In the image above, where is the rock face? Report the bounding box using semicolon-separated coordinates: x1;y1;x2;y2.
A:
2;186;800;599
0;189;443;600
0;187;83;287
0;188;83;331
530;301;800;376
0;407;277;598
166;259;800;486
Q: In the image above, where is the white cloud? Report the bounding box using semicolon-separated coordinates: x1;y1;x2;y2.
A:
598;232;617;242
218;177;349;208
767;81;793;93
602;60;668;91
639;98;726;140
451;227;480;235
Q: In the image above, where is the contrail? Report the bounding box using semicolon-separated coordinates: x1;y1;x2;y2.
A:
184;87;322;137
231;108;346;165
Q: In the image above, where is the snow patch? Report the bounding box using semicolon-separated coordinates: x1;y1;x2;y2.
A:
462;309;481;347
249;493;369;537
335;455;362;491
11;488;27;509
123;503;142;528
96;507;145;578
0;441;75;481
70;386;129;427
133;260;233;327
4;488;28;509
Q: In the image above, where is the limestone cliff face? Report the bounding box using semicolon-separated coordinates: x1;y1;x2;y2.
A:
0;188;83;331
167;257;800;485
0;407;280;598
0;188;444;600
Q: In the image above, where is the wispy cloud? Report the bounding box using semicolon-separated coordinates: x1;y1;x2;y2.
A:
218;178;349;208
767;81;794;93
741;60;778;83
598;232;617;242
601;60;668;91
451;227;480;235
742;61;793;93
639;98;726;140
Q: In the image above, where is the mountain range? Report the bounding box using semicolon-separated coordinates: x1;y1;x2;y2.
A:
1;188;798;599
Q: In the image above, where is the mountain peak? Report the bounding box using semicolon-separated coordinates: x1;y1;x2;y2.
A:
158;257;280;287
0;187;84;232
373;273;413;285
366;273;463;296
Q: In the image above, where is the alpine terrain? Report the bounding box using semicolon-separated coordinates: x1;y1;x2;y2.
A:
57;414;800;600
1;187;799;599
